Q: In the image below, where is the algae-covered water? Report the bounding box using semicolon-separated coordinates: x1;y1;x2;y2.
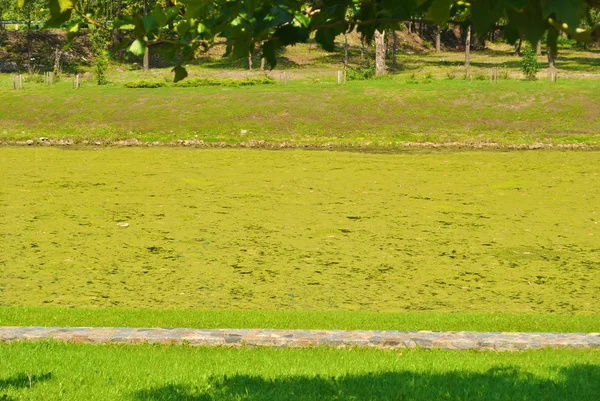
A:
0;148;598;313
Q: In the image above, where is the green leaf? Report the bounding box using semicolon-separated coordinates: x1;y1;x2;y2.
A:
150;7;167;27
129;39;146;56
315;28;337;52
176;20;192;37
143;14;158;33
547;24;559;56
274;25;309;46
543;0;588;31
58;0;74;12
172;65;188;83
45;0;73;28
262;40;277;69
426;0;453;24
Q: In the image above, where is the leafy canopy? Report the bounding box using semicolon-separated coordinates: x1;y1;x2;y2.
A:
16;0;600;81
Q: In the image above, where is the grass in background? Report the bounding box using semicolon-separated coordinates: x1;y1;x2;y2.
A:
0;77;599;146
0;148;598;315
0;341;598;401
0;307;598;333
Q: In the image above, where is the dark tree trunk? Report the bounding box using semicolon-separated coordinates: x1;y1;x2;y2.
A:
515;37;522;55
547;45;556;69
112;0;122;52
26;18;32;74
392;30;397;69
435;25;441;52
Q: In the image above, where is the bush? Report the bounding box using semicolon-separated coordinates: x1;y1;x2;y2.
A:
173;77;275;87
345;64;376;81
124;80;167;88
521;44;540;80
89;28;110;85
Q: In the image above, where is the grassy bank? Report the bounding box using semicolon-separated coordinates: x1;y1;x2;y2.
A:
0;148;598;315
1;78;599;147
1;307;598;333
0;341;599;401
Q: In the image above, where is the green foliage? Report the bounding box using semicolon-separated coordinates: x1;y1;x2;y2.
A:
124;80;166;88
522;44;541;80
345;64;376;81
24;0;600;81
89;28;110;85
172;77;275;88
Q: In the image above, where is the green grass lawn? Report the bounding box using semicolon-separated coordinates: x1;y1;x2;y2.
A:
1;76;599;147
1;307;598;333
0;341;598;401
0;148;598;321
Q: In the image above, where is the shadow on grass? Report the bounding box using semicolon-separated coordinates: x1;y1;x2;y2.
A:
0;372;53;400
0;372;52;390
133;364;599;401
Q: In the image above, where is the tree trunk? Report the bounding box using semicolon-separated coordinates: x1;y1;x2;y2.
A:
374;29;386;75
26;18;32;74
464;25;471;68
392;31;397;69
536;40;542;55
260;57;265;71
435;25;441;53
407;22;412;34
515;37;522;55
547;45;556;69
112;0;122;52
344;33;349;67
360;34;365;60
248;52;253;70
143;0;149;72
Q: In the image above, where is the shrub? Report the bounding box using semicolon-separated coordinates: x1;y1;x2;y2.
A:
124;80;167;88
25;73;45;83
345;63;376;81
521;44;540;80
446;69;456;80
173;77;275;87
89;28;110;85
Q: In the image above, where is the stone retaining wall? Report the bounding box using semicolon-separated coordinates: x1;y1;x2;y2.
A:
1;327;599;351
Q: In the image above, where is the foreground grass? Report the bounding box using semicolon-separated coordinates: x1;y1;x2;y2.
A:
1;307;598;333
0;341;598;401
0;148;598;315
0;77;599;146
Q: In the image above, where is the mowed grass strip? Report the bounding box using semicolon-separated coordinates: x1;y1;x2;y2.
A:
0;148;598;315
1;307;598;333
0;78;599;146
0;342;599;401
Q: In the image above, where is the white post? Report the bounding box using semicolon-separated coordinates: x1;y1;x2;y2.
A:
337;70;342;85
